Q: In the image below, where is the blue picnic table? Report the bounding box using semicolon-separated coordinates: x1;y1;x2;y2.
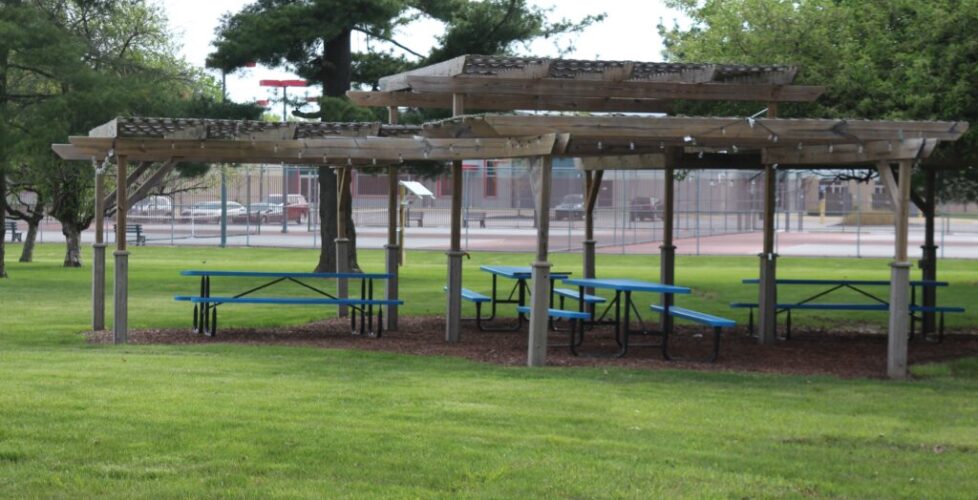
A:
734;278;961;340
476;265;571;331
561;278;691;358
175;270;400;337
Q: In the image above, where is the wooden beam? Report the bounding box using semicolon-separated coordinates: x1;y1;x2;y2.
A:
878;161;901;211
583;170;603;241
404;75;826;102
764;139;935;165
66;134;559;164
347;90;673;113
116;156;128;252
578;154;667;170
378;55;469;91
460;115;966;145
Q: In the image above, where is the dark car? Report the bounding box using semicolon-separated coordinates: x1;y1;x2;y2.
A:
629;196;661;222
554;194;585;221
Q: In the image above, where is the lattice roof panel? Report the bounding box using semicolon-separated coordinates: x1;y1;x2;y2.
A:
91;117;422;141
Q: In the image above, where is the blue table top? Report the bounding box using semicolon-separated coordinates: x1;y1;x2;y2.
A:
181;270;394;279
480;265;571;279
562;278;691;294
741;278;948;287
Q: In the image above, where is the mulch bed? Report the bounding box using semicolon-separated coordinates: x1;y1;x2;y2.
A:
87;316;978;379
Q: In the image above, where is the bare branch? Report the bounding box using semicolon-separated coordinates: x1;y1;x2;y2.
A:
353;26;425;59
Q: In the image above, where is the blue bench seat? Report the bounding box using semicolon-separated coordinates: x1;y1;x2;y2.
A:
650;305;735;327
553;288;606;304
517;306;591;356
730;302;964;340
174;296;402;306
445;286;492;329
516;305;591;320
650;305;734;363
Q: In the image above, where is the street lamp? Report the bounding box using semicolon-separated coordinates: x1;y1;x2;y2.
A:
259;79;308;233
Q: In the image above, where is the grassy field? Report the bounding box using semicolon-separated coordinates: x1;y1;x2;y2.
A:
0;243;976;497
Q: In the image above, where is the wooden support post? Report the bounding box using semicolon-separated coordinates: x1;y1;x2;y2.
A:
757;162;778;344
660;149;678;333
582;169;603;283
884;160;912;378
92;165;106;331
113;155;129;344
528;156;553;367
336;166;351;317
385;104;400;331
446;94;465;343
920;168;938;334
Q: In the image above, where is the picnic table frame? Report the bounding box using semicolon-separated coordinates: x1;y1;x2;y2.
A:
476;265;570;331
175;270;397;337
737;278;952;339
562;278;691;358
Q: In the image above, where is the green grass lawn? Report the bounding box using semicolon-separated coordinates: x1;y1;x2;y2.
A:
1;244;976;498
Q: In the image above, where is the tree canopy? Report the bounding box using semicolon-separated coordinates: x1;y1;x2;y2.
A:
207;0;603;272
1;0;262;272
658;0;978;200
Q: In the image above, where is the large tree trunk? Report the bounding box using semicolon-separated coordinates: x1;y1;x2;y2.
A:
313;28;359;272
315;166;338;273
19;221;38;263
62;224;82;267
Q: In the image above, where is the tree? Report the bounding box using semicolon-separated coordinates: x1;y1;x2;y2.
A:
0;0;89;275
208;0;603;273
658;0;978;201
2;1;262;268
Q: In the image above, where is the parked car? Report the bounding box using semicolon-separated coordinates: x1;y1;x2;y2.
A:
553;194;585;221
629;196;661;222
231;202;284;224
130;195;173;217
266;193;309;224
181;201;246;223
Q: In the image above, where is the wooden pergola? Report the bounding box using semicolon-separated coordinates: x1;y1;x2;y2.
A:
54;55;968;379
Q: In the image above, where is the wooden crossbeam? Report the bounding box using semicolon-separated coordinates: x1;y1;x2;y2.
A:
763;139;936;164
63;134;558;164
403;75;825;102
431;115;966;147
347;90;672;113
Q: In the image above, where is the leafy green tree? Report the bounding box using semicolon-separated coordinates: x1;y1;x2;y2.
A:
0;0;89;275
658;0;978;201
2;0;263;269
208;0;603;273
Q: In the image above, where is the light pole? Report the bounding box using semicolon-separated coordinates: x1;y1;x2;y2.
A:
259;79;309;234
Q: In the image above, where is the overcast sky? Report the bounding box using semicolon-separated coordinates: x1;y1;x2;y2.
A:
155;0;688;109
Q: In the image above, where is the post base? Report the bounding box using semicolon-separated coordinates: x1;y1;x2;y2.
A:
93;243;107;331
757;252;778;344
335;238;350;317
384;244;400;331
527;261;552;367
445;251;464;343
888;261;912;379
113;250;130;344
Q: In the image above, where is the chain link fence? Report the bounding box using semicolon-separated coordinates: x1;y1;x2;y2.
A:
13;162;978;258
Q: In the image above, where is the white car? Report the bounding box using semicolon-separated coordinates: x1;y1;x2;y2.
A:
181;201;246;222
130;195;173;217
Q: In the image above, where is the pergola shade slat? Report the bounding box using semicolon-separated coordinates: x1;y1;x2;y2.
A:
62;133;559;165
403;75;825;103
